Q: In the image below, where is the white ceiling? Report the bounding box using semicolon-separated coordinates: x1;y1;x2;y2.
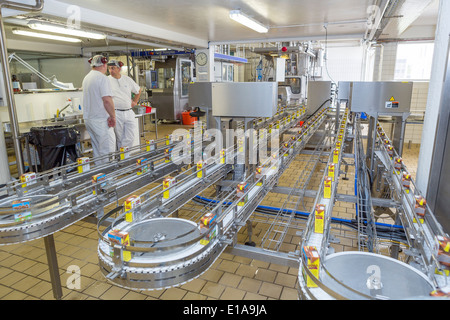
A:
56;0;373;42
3;0;440;53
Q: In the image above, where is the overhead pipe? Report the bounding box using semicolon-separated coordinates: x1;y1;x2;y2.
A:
365;0;391;42
0;0;43;11
105;35;185;51
252;45;316;58
0;0;44;176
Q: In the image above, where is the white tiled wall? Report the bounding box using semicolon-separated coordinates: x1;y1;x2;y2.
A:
405;82;429;144
373;43;398;81
323;46;364;83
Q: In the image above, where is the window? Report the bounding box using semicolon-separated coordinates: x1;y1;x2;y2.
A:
394;42;434;80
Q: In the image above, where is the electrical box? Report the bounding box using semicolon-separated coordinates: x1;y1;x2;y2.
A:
189;82;277;118
307;81;332;116
339;81;413;116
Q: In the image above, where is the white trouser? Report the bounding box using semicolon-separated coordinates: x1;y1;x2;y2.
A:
85;118;116;165
114;109;138;150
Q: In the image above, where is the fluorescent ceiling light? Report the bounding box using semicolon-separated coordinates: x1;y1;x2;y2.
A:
28;20;105;40
229;10;269;33
12;29;82;43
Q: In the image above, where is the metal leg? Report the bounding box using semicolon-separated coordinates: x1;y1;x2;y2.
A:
44;234;63;300
367;116;378;178
390;209;402;259
153;110;158;139
245;220;256;247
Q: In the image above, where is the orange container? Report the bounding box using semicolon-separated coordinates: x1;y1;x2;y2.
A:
182;111;196;125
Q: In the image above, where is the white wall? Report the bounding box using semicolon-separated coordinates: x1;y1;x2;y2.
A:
0;91;83;123
10;57;90;89
372;43;399;81
322;45;365;83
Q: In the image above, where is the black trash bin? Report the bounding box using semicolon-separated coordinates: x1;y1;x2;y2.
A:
28;125;81;172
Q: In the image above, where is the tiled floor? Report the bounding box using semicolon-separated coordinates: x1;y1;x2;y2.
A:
0;120;422;300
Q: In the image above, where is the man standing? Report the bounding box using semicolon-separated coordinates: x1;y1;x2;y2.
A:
107;59;142;150
82;55;116;164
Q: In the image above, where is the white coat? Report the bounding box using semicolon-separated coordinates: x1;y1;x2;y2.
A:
108;74;140;150
82;70;116;164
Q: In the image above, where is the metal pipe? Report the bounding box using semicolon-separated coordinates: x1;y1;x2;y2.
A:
0;1;44;176
0;0;44;11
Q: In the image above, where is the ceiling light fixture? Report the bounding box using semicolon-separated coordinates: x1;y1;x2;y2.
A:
28;20;106;40
229;10;269;33
12;29;82;43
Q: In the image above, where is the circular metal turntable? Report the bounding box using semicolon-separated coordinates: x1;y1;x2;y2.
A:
0;194;72;244
98;217;223;290
317;252;435;300
127;218;203;263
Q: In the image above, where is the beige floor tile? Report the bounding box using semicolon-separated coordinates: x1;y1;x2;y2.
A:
220;286;246;300
11;275;42;292
251;260;270;269
25;279;53;298
235;264;258;278
200;269;223;283
2;290;31;300
183;292;208;300
1;271;27;287
99;286;132;300
243;292;268;300
280;287;299;300
216;260;240;273
79;263;104;278
82;280;112;298
0;284;13;298
0;267;14;279
121;290;151;300
181;278;207;293
237;277;262;293
274;273;297;288
200;282;226;299
218;272;242;288
159;287;187;300
0;255;24;268
258;282;283;299
254;268;277;283
62;289;90;300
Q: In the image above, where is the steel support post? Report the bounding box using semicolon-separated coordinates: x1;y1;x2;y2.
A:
44;235;63;300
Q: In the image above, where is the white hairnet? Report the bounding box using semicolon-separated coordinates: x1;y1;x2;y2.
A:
90;55;107;67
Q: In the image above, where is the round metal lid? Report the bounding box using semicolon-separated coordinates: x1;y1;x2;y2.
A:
127;218;201;258
321;251;435;300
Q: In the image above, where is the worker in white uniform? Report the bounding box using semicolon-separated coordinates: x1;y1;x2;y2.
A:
82;55;116;164
107;60;142;150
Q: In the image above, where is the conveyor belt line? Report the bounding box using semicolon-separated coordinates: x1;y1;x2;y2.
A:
260;124;328;252
374;123;449;288
354;115;379;253
96;106;320;290
298;109;355;300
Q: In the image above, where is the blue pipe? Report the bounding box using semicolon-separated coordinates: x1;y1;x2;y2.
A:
194;194;404;230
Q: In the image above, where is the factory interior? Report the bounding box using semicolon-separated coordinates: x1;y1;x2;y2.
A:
0;0;449;305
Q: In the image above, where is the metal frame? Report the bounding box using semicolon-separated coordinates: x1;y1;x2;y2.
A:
427;38;450;233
